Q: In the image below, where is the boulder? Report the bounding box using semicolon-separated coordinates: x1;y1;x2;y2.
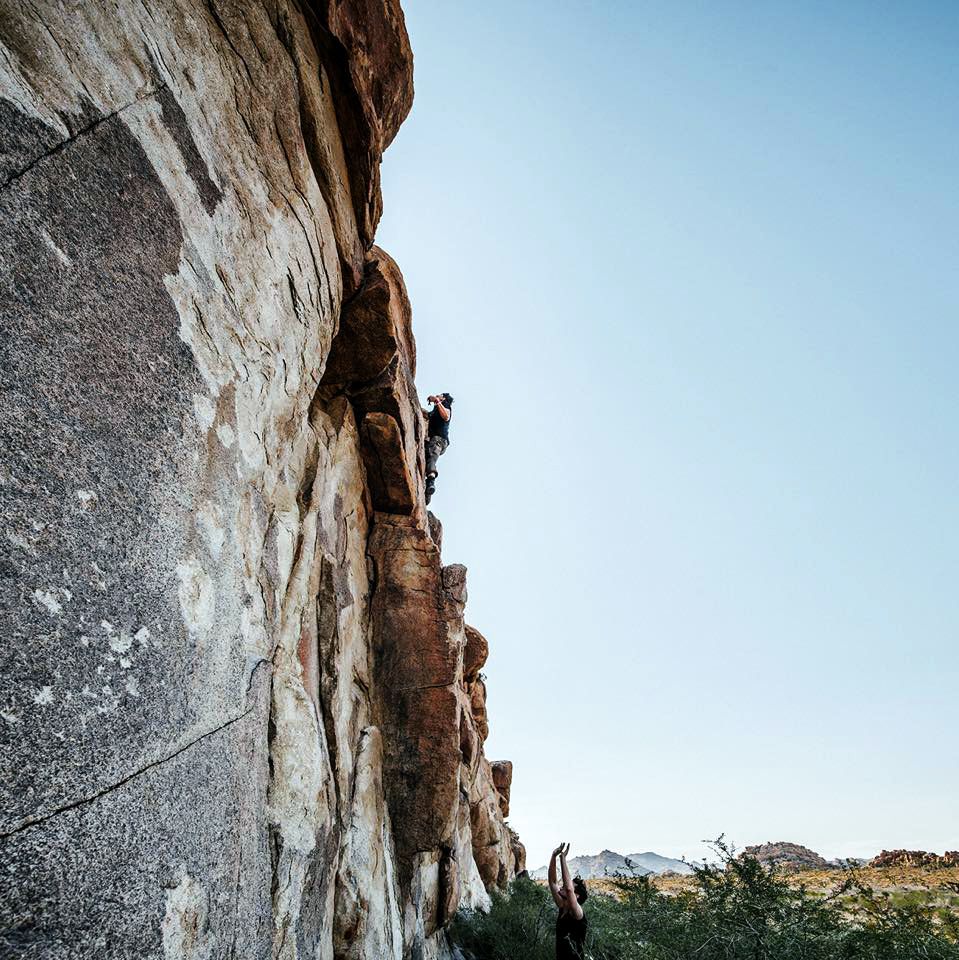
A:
464;624;490;681
491;760;513;817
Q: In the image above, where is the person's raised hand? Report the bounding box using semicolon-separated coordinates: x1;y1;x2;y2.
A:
552;843;565;858
561;843;570;858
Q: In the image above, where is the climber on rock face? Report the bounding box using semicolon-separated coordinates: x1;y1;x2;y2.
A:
549;842;588;960
423;392;453;504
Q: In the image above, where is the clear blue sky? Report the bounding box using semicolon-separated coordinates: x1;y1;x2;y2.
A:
376;0;959;869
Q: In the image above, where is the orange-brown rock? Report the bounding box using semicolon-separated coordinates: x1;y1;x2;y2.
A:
491;760;512;796
467;757;515;890
464;624;490;681
310;0;414;258
323;246;426;514
509;827;527;875
322;245;416;386
469;677;490;743
427;510;443;551
367;507;521;925
491;760;513;817
369;515;464;874
323;215;519;932
458;704;479;769
869;849;959;869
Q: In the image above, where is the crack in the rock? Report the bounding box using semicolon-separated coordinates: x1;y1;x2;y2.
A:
0;706;255;838
245;656;272;697
205;0;255;88
0;82;167;193
228;718;258;960
395;680;456;694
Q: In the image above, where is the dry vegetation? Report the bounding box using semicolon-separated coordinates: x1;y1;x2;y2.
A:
462;852;959;960
584;864;959;918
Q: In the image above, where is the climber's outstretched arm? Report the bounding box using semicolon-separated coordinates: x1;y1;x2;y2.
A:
548;843;565;908
560;846;584;920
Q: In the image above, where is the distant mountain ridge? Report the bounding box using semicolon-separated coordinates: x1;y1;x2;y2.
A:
534;843;959;881
531;849;694;880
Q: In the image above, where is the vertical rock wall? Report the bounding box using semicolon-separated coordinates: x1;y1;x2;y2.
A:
0;3;522;958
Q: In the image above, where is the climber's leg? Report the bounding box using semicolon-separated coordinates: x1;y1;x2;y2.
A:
425;436;448;480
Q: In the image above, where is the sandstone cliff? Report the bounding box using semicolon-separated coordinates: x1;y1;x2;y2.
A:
0;3;522;958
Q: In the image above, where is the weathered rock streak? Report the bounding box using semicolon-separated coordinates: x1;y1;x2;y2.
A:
0;2;521;958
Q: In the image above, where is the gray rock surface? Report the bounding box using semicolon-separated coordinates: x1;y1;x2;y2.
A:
0;3;519;958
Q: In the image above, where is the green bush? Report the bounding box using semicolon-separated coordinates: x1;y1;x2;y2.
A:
450;839;959;959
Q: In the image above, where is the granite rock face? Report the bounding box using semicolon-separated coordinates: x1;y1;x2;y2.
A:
0;3;518;958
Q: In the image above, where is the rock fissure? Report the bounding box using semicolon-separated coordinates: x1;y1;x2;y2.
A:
0;706;256;839
0;82;167;192
204;0;255;87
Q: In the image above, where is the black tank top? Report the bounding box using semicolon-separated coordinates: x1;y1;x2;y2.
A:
428;405;451;440
556;910;587;959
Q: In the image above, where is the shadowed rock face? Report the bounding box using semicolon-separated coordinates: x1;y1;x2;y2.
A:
323;246;425;514
311;0;414;254
0;3;516;959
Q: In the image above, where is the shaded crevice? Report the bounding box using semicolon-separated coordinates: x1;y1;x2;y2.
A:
293;4;373;245
274;6;363;296
245;656;272;698
314;556;343;810
228;720;258;960
0;706;255;838
394;681;456;694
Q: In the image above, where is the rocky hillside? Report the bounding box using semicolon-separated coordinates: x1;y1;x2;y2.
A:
0;3;522;959
869;850;959;869
532;850;694;880
741;842;830;873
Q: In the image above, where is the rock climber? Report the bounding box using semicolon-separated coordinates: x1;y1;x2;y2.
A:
548;842;588;959
423;392;453;504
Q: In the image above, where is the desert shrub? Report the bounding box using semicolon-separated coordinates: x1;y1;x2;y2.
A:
450;839;959;960
450;876;557;960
